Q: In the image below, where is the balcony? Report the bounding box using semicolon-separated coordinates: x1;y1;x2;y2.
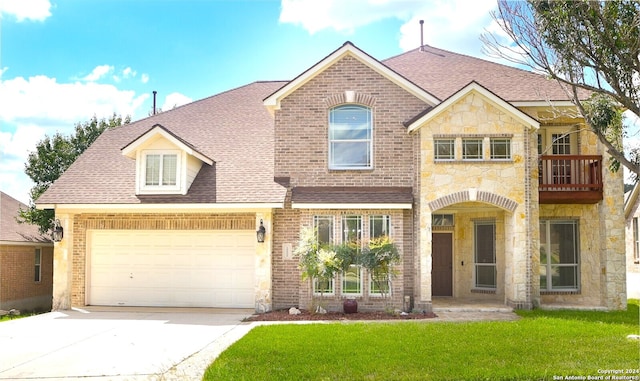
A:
538;155;603;204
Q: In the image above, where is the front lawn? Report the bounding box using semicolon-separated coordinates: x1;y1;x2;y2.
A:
204;300;639;381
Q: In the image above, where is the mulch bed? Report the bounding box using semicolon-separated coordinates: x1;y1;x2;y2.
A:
244;309;437;322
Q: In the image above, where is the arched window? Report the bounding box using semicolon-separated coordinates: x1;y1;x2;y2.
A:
328;105;372;169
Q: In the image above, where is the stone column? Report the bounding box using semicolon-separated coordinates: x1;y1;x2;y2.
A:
504;207;533;309
416;207;433;313
52;213;73;310
599;158;627;309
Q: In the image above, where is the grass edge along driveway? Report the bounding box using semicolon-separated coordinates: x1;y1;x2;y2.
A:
204;300;639;381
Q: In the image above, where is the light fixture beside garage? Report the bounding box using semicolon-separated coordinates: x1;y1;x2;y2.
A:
52;219;64;242
256;219;266;243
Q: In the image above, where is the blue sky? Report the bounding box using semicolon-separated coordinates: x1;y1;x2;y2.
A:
0;0;548;203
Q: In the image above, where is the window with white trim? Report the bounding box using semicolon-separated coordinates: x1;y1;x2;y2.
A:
329;105;372;169
34;248;42;282
490;138;511;160
540;219;580;291
313;216;335;295
434;139;455;160
342;215;362;295
369;215;391;296
474;221;496;289
462;138;483;160
369;215;390;239
143;151;179;189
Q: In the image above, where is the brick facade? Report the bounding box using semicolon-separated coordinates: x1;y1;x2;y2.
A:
68;213;255;306
0;245;53;312
271;55;426;311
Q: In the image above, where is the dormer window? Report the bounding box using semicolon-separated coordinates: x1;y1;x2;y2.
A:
121;124;214;196
145;152;178;186
329;105;372;170
142;150;181;192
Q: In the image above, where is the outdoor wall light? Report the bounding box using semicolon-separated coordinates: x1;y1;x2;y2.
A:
256;219;266;243
52;219;64;242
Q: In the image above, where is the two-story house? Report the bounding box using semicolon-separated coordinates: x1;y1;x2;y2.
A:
36;42;627;313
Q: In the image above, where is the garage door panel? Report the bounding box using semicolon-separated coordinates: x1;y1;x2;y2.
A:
89;230;256;308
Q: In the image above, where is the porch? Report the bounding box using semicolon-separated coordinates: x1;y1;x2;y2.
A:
431;297;513;313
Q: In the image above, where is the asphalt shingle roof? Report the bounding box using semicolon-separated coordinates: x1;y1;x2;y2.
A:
292;187;413;205
37;81;288;205
383;45;580;102
37;43;580;206
0;192;50;243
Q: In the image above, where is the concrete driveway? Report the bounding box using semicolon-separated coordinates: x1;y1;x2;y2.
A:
0;307;255;380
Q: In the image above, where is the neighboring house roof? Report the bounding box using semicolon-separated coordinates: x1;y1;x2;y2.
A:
0;192;51;244
383;45;587;104
37;81;288;206
624;181;640;219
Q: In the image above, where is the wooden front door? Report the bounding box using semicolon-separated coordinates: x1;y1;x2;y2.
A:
432;233;453;297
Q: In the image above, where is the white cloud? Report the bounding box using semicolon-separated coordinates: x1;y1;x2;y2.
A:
280;0;414;35
0;72;149;202
122;67;136;79
141;74;150;84
161;92;192;111
0;0;52;22
398;0;497;52
83;65;114;82
280;0;497;55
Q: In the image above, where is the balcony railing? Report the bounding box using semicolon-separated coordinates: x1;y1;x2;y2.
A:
538;155;603;204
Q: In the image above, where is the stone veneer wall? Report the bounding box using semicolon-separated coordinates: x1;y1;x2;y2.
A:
67;213;255;307
418;91;534;309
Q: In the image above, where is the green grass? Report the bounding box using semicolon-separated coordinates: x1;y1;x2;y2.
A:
204;300;639;381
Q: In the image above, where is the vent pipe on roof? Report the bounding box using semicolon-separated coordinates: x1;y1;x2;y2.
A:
419;20;424;51
152;91;157;115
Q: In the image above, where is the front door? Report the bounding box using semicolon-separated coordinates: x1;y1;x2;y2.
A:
432;233;453;297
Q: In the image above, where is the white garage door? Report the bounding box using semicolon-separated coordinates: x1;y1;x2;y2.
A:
88;230;256;308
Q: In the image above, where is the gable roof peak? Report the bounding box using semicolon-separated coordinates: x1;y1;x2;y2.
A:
263;41;439;113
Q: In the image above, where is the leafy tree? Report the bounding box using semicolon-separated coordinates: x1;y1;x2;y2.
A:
481;0;640;176
19;113;130;235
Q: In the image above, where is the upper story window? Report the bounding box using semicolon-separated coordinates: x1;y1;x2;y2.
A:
329;105;372;169
490;138;511;160
434;136;512;162
462;138;483;160
143;151;180;190
434;139;455;161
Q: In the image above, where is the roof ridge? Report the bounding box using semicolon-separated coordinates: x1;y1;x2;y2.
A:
383;44;541;77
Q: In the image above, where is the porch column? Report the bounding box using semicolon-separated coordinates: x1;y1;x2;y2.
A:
255;211;273;313
599;162;627;309
52;213;73;310
504;208;532;309
416;208;433;312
